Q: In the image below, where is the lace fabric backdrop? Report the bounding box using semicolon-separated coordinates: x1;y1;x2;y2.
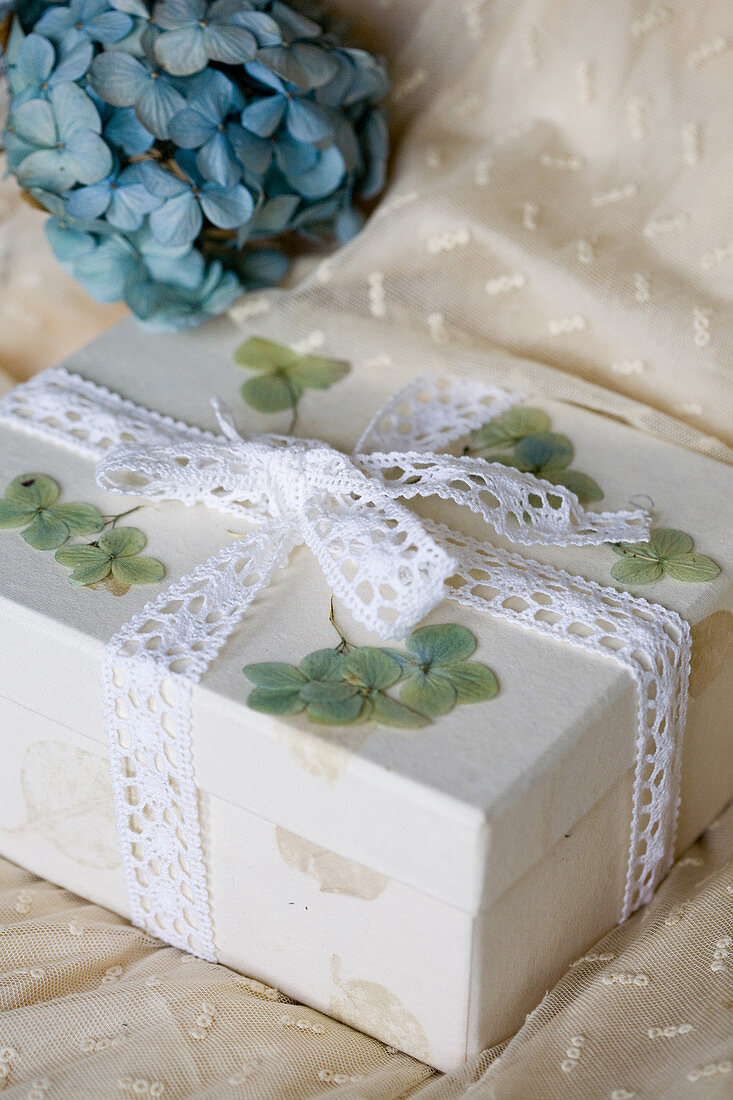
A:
1;0;733;1096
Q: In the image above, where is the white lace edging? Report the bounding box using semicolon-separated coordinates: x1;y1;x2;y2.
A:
0;369;688;958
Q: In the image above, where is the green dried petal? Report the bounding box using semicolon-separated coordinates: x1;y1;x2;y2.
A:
483;454;533;471
515;432;574;472
111;556;165;585
247;687;306;716
52;502;104;536
440;662;499;704
288;355;350;390
405;623;476;666
6;473;59;509
371;692;429;728
341;647;403;690
0;500;37;528
305;693;366;725
241;372;302;413
298;649;345;681
234;337;299;372
400;670;456;717
469;408;551;451
662;553;721;583
610;557;664;585
243;662;308;690
55;544;112;586
299;680;359;704
21;510;70;550
648;528;694;559
549;469;604;504
98;526;146;557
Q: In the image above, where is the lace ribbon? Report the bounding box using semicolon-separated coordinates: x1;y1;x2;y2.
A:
0;369;690;960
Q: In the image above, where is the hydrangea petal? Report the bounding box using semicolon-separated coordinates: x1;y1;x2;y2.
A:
66;180;113;220
89;50;149;105
200;184;253;229
152;0;206;31
14;33;54;85
289;144;345;199
202;21;256;65
13;97;57;147
241;94;287;137
154;26;209;75
168;107;215;148
87;9;134;42
65;130;114;184
149;189;202;245
22;510;71;550
136;73;187;137
286;97;333;143
112;555;165;583
52;81;103;138
197;131;242;186
104;105;154;155
6;473;60;509
18;149;77;193
99;525;147;556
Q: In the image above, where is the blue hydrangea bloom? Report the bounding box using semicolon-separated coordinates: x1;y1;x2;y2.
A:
66;162;160;228
8;82;112;192
4;0;389;331
35;0;133;45
139;151;254;245
152;0;261;76
8;32;93;105
89;49;187;138
168;69;246;185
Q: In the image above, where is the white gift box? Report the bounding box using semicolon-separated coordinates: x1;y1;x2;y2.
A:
1;318;732;1070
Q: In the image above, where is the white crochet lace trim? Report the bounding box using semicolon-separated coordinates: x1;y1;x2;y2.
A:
0;369;689;959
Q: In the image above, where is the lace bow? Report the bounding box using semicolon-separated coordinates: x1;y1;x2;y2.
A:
0;369;690;962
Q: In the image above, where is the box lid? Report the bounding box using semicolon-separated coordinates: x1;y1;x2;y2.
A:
1;317;732;914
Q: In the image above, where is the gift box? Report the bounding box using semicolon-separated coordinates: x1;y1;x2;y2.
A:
0;317;732;1070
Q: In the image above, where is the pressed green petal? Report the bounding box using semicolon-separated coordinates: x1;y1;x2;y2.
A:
298;649;345;681
55;545;112;586
611;541;660;560
6;473;60;509
371;692;429;728
55;544;109;568
21;510;70;550
441;662;499;704
247;687;305;716
241;372;302;413
514;432;574;472
610;557;664;585
483;454;533;471
234;336;299;372
405;623;476;666
111;556;165;584
662;553;721;583
287;354;350;390
400;670;456;717
549;469;604;504
0;501;37;528
243;662;308;689
52;501;105;535
379;647;414;671
341;646;403;690
299;680;359;704
648;528;695;559
99;526;146;557
469;408;551;451
305;693;366;725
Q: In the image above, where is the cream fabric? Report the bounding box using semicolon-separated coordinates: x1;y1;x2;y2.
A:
1;802;733;1097
2;0;733;1094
